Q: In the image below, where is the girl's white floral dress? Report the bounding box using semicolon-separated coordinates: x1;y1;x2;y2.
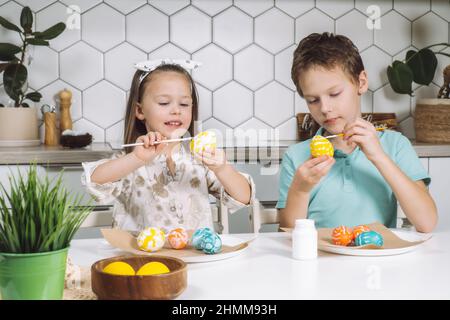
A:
81;143;255;233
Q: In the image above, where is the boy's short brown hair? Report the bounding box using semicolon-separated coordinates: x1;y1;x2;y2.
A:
291;32;365;97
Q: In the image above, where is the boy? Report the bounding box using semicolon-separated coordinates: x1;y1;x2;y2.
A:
277;33;437;233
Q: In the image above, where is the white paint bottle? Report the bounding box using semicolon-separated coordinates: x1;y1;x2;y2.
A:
292;219;317;260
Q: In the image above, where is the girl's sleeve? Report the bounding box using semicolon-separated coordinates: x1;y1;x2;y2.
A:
206;167;256;214
81;152;132;205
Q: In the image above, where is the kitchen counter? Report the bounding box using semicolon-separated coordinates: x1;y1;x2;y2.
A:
1;140;450;165
69;230;450;299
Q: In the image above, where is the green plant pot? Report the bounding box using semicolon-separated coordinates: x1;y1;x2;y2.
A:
0;247;68;300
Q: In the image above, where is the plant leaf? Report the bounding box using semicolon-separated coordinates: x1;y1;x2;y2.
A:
0;16;21;33
0;43;21;57
26;38;49;46
34;22;65;40
3;63;27;101
406;48;437;85
24;91;42;102
387;61;413;95
20;6;33;34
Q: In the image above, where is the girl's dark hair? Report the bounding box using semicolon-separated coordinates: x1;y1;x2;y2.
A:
291;32;365;97
123;64;199;154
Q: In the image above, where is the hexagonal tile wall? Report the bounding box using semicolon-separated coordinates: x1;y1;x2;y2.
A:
171;6;211;53
14;0;58;12
27;46;59;90
234;45;274;91
127;5;169;52
275;0;315;18
295;9;334;43
36;1;81;51
316;0;354;19
192;0;232;16
213;6;253;54
336;9;373;51
255;82;294;127
82;3;125;52
192;44;232;90
213;81;253;128
83;81;126;129
105;43;147;91
0;0;447;143
60;42;103;90
374;11;411;55
104;0;146;15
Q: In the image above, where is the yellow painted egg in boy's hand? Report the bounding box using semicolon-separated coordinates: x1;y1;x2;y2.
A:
310;135;334;158
102;261;135;276
137;227;166;252
190;131;217;153
136;262;170;276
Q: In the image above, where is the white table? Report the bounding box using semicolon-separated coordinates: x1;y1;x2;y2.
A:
69;231;450;300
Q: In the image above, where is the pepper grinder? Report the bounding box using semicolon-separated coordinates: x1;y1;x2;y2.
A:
41;105;59;146
59;88;72;133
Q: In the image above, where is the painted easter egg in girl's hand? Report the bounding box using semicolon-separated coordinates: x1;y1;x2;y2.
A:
137;227;166;252
332;226;353;246
200;232;222;254
310;135;334;158
355;231;384;247
191;227;214;250
168;228;189;250
190;131;217;153
352;225;371;240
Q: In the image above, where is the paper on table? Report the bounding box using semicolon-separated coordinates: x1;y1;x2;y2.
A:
101;228;250;258
281;222;431;250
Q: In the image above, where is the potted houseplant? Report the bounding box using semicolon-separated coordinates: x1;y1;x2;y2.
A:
387;43;450;143
0;165;92;300
0;6;65;147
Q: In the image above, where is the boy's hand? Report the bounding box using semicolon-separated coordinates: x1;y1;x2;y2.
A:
291;155;335;193
132;131;168;164
193;147;228;174
343;118;385;162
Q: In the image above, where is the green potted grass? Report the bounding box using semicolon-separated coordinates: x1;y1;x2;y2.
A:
0;165;92;300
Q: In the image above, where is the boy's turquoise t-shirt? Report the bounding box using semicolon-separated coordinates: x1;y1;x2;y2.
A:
276;128;430;228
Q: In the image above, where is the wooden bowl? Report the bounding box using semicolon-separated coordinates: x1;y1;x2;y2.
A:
91;255;187;300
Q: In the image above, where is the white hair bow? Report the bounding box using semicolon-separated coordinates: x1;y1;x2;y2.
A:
134;58;202;83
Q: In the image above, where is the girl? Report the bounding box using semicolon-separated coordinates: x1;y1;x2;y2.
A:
81;59;254;233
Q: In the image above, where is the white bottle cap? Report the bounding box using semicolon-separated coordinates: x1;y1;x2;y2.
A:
295;219;315;229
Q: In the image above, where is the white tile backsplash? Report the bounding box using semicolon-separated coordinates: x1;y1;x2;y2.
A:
0;0;448;144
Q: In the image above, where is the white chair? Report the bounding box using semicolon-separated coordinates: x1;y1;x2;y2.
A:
216;198;280;234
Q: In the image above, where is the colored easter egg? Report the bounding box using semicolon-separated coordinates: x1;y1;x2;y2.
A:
355;231;384;247
192;227;214;250
168;228;189;250
190;131;217;153
310;135;334;158
352;225;371;239
200;232;222;254
332;226;353;246
137;227;165;252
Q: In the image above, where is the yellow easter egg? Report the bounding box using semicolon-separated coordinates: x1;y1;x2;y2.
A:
137;227;166;252
310;135;334;158
102;261;135;276
136;262;170;276
190;131;216;153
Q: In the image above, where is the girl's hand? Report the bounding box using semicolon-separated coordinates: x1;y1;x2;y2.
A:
132;131;168;164
291;156;335;193
193;147;227;173
343;118;385;162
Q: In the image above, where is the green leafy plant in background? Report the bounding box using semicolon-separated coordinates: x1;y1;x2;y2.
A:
0;165;92;253
387;43;450;96
0;6;65;107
